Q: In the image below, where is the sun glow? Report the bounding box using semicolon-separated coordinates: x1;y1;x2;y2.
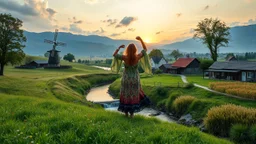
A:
144;38;151;43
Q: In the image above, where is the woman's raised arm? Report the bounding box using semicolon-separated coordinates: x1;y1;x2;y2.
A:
136;36;147;52
113;44;125;57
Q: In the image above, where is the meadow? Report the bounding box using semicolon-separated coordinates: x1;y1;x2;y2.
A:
0;61;232;143
186;75;228;87
210;82;256;100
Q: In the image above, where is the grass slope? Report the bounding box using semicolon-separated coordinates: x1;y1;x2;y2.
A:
0;62;232;143
0;95;231;144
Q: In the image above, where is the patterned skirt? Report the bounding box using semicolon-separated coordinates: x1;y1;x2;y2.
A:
118;71;151;113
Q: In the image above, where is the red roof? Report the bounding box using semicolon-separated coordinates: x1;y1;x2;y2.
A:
172;58;198;68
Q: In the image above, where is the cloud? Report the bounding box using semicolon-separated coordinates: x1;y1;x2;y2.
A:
0;0;58;31
92;27;105;34
74;20;83;24
102;19;117;26
128;28;136;32
110;33;121;37
189;28;194;34
0;0;38;16
176;13;182;17
0;0;57;20
69;24;84;33
156;31;163;35
204;5;210;10
60;27;69;31
69;17;83;24
181;28;195;35
229;22;240;27
115;16;137;28
110;31;126;37
46;8;57;20
246;18;256;25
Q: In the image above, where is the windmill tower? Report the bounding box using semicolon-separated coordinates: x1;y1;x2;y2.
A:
44;29;67;66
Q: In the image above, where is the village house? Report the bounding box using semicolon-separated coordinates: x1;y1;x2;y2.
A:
206;61;256;82
16;60;48;69
150;56;168;70
159;64;172;73
170;58;201;74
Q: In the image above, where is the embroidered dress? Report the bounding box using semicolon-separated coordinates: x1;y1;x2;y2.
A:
111;50;152;113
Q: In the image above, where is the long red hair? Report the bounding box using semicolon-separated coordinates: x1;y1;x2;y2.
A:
123;43;138;65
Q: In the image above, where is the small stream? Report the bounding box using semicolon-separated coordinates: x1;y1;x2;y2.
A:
86;84;175;123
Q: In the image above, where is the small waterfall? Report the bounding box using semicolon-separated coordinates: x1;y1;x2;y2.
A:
102;101;120;108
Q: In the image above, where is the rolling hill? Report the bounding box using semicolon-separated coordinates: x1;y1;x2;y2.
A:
161;24;256;53
23;24;256;57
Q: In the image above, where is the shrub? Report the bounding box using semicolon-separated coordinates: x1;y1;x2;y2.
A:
188;99;220;120
230;124;250;144
184;83;194;89
249;125;256;143
154;69;163;74
173;96;196;116
204;104;256;137
156;87;169;96
165;91;182;112
156;99;167;111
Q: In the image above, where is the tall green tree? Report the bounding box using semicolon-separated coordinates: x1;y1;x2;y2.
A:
193;18;230;61
199;59;214;71
149;49;164;58
63;53;75;62
0;13;26;76
170;49;183;60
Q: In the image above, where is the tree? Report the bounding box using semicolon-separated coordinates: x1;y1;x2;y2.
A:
78;59;82;63
44;52;50;58
170;49;183;60
63;53;75;62
199;59;214;71
193;18;230;61
149;49;164;58
0;13;26;76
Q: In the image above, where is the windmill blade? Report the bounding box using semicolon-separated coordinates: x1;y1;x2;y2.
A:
44;39;54;44
57;42;67;47
54;29;59;41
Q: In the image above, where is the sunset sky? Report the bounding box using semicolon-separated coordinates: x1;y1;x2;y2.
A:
0;0;256;44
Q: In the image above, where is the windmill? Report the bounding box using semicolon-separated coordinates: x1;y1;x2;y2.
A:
44;29;67;66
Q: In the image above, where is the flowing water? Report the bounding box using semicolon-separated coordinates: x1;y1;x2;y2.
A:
86;84;175;123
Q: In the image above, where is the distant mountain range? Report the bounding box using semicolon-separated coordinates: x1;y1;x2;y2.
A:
23;24;256;57
160;24;256;53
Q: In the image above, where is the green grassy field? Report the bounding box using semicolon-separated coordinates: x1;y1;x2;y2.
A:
186;75;229;87
0;62;232;143
140;74;184;87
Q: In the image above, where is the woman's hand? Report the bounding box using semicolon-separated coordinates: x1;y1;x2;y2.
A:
136;36;142;41
119;45;125;49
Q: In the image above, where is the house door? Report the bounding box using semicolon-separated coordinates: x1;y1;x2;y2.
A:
242;72;246;82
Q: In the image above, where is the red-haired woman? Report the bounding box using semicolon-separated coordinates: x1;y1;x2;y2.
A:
111;36;152;118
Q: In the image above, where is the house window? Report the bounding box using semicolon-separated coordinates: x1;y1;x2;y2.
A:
247;72;253;79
